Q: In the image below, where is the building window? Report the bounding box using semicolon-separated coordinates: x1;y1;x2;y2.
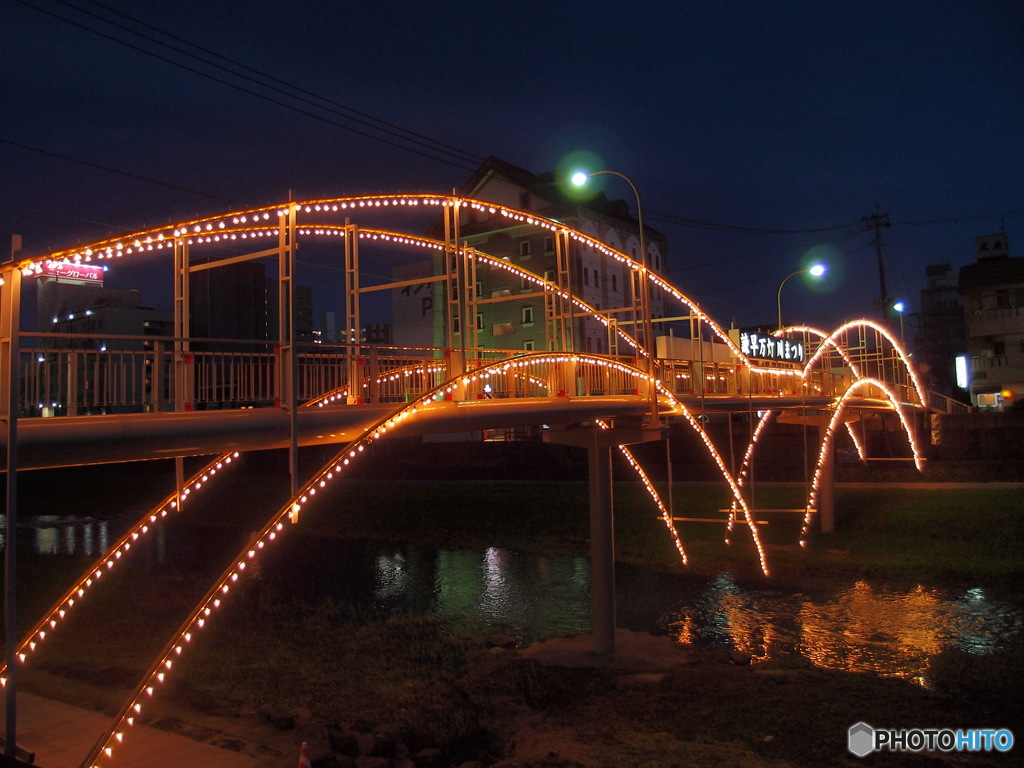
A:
474;280;482;298
519;240;531;258
452;316;460;334
993;340;1006;356
519;192;530;211
583;268;589;286
544;269;555;283
521;306;535;326
476;313;485;330
523;340;534;351
544;236;554;253
611;274;617;292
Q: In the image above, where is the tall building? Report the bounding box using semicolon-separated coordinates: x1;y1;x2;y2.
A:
412;157;669;356
958;234;1024;410
917;263;966;398
33;266;172;415
189;259;314;346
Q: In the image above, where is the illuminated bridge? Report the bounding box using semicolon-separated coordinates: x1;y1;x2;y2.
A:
0;193;966;765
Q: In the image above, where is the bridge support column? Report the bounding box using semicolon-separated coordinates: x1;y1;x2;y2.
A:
1;262;21;758
544;424;666;654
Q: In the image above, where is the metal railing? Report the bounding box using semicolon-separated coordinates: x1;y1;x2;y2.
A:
8;332;931;418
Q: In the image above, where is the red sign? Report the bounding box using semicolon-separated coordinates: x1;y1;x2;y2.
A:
38;262;105;284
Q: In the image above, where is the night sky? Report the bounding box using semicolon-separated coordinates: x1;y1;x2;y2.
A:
3;0;1022;330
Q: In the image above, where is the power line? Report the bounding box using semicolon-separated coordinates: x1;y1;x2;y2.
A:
0;201;126;230
70;0;485;166
19;0;483;173
0;137;226;201
645;207;867;236
895;207;1024;227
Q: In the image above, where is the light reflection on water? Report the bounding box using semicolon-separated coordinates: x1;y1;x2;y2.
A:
13;519;1022;685
8;516;112;557
661;573;1021;684
372;550;1020;684
372;546;591;638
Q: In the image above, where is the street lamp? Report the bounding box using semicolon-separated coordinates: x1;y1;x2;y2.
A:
893;300;906;344
777;263;826;331
570;170;655;381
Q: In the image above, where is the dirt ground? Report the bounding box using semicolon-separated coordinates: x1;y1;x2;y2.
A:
21;627;1021;768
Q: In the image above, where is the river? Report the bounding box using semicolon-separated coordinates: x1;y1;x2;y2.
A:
15;513;1023;690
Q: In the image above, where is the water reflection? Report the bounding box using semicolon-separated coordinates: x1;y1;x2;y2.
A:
9;516;112;557
662;577;1022;684
12;521;1022;684
374;546;591;639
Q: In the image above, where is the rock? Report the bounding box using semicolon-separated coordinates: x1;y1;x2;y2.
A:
354;757;390;768
327;727;360;758
614;672;666;690
728;650;752;665
356;732;395;757
335;757;356;768
393;758;417;768
271;714;297;731
290;706;314;728
486;634;517;649
413;747;443;764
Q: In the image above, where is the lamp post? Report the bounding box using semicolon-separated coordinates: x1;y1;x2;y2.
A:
893;300;906;345
570;170;656;409
777;263;826;331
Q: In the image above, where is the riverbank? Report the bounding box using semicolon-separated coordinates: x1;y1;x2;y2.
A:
4;460;1023;766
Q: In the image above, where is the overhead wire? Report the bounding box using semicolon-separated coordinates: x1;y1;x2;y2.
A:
70;0;485;167
16;0;483;173
0;137;226;202
11;0;1021;250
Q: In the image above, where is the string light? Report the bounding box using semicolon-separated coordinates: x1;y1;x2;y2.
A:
10;193;936;762
0;452;239;685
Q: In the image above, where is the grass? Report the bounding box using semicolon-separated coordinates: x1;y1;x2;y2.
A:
266;479;1024;590
3;464;1023;766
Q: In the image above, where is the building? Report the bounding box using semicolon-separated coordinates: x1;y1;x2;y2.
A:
190;259;314;347
34;270;172;415
406;157;668;356
958;234;1024;410
916;262;967;398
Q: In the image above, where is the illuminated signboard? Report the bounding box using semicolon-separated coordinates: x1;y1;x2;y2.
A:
739;330;805;364
37;261;105;284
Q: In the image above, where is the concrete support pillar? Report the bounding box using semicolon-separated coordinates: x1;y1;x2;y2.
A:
544;423;666;655
588;440;615;654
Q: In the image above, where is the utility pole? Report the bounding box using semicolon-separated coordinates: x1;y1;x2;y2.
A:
863;207;891;321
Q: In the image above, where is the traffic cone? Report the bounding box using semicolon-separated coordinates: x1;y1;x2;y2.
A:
299;741;312;768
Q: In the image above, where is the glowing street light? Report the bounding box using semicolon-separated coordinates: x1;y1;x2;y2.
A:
570;169;656;410
777;263;826;331
893;300;907;344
